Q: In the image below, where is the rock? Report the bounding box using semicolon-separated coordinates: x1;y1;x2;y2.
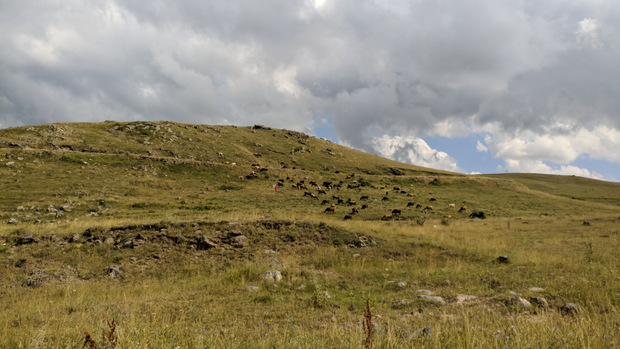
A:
530;297;549;307
6;161;14;167
560;303;580;315
22;271;51;287
247;286;259;292
231;234;249;248
107;265;123;279
392;299;408;308
418;295;446;305
16;233;36;245
528;287;544;292
415;289;434;295
270;258;283;268
497;256;509;263
510;297;531;308
261;270;282;282
68;234;81;243
196;235;217;250
397;281;407;288
7;218;19;225
104;237;115;245
456;294;478;304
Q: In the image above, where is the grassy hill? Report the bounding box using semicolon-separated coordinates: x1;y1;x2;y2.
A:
1;121;619;348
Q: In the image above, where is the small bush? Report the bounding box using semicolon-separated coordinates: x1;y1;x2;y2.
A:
469;211;486;219
429;178;441;186
218;185;243;191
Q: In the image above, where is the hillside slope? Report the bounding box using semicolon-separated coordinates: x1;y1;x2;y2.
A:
0;121;618;223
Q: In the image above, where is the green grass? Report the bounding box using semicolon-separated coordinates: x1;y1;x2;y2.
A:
0;121;619;348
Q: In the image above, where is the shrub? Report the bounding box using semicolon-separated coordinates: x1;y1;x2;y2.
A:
469;211;486;219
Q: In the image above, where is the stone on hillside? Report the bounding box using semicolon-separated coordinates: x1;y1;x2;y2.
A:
528;287;544;292
530;296;549;307
247;286;259;292
418;295;446;305
270;258;283;269
392;299;408;308
510;297;531;308
107;265;123;279
6;161;14;167
261;270;282;282
232;234;249;248
397;281;407;288
16;233;36;245
68;234;81;243
196;235;217;250
456;294;478;304
104;237;115;245
8;218;20;225
560;303;580;315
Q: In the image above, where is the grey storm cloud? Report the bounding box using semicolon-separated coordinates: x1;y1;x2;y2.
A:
1;0;618;176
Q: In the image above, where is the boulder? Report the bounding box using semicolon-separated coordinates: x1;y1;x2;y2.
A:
196;235;217;250
107;265;123;279
456;294;478;304
418;295;446;305
16;233;36;245
560;303;580;315
530;296;549;307
510;297;531;308
528;287;544;292
7;218;19;225
246;286;260;292
392;299;408;308
231;235;249;248
261;270;282;282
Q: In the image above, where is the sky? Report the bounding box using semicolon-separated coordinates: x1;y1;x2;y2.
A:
1;1;619;181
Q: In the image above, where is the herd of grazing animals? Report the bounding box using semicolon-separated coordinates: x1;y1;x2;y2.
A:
274;169;472;221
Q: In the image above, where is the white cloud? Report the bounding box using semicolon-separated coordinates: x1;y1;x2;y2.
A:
575;18;602;49
476;140;488;152
497;159;602;180
372;135;461;172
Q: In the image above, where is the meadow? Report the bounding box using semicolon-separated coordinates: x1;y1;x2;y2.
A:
0;121;618;348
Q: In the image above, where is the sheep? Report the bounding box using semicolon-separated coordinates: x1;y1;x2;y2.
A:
381;214;393;221
324;206;336;213
343;215;352;220
392;209;402;216
459;205;468;212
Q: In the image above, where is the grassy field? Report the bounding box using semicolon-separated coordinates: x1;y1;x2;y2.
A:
1;121;619;348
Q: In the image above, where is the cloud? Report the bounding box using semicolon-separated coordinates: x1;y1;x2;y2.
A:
498;159;603;180
0;1;619;179
372;135;461;172
576;18;602;49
